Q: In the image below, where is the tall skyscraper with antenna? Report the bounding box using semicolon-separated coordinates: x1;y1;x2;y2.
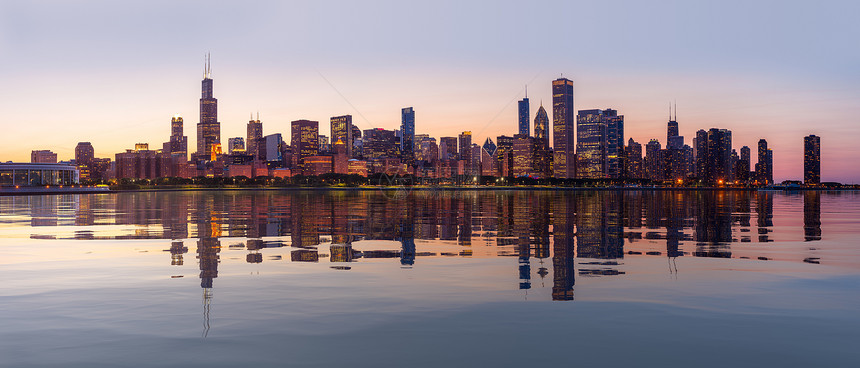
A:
247;112;263;160
518;87;530;136
197;53;220;159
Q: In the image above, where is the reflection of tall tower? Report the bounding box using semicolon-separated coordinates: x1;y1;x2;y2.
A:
756;191;773;243
576;191;625;259
803;191;822;241
197;54;220;158
551;192;576;301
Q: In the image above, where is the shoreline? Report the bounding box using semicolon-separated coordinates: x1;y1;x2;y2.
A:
2;185;854;196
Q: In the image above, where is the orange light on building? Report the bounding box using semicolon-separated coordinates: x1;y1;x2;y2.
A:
717;179;724;185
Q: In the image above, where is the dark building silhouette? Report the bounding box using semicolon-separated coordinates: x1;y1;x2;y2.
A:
756;139;773;185
400;107;415;166
518;94;530;136
804;135;821;185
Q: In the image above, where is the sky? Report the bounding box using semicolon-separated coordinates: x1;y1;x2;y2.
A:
1;0;858;183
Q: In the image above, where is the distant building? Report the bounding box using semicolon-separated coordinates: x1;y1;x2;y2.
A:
644;140;662;181
459;131;472;174
262;134;283;165
756;138;773;185
552;77;575;178
115;144;174;179
31;150;58;163
363;128;398;160
439;137;458;161
331;115;353;158
0;162;79;186
75;142;94;181
401;107;415;166
737;146;752;183
576;108;624;179
246;114;263;160
196;55;220;158
496;135;514;177
303;155;333;176
227;137;245;154
167;115;188;160
518;95;530;136
513;134;535;178
704;129;733;185
291;120;319;170
624;139;643;179
318;135;330;154
804;135;821;185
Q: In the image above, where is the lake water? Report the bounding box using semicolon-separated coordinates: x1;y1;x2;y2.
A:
1;189;858;367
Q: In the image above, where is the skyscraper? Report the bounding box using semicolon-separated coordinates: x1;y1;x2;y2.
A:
518;93;530;136
75;142;95;182
552;77;575;179
439;137;458;161
401;107;415;166
534;104;548;141
196;54;220;159
459;131;473;175
737;146;751;183
533;104;551;178
576;109;624;179
756;139;773;185
291;120;319;169
168;114;188;160
705;128;733;184
247;113;263;160
804;135;820;185
331;115;353;158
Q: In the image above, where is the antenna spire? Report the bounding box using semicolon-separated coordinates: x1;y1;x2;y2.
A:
525;85;528;98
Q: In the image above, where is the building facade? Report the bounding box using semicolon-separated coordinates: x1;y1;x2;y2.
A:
552;78;575;178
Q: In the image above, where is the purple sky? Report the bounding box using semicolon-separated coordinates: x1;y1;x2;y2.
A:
1;0;858;182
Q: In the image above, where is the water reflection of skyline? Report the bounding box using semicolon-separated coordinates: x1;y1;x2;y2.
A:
0;190;841;301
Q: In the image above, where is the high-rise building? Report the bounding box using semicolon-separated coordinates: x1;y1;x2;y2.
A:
705;129;733;184
496;135;514;177
291;120;319;169
552;77;575;179
624;138;643;179
644;140;662;181
196;54;220;159
737;146;751;183
319;135;330;154
331;115;353;158
533;104;551;177
262;134;283;165
363;128;398;160
576;109;624;179
518;94;530;136
513;134;535;178
440;137;458;161
227;137;245;154
31;150;57;163
75;142;95;181
247;113;263;160
804;135;821;185
401;107;415;166
458;131;472;161
165;114;188;161
756;139;773;185
694;129;708;180
534;104;549;141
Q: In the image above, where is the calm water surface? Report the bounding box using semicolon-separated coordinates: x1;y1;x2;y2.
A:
1;190;858;367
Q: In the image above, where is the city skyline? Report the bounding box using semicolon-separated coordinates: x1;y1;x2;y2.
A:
1;1;858;182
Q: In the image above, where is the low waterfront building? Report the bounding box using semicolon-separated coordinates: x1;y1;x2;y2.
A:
0;162;79;186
